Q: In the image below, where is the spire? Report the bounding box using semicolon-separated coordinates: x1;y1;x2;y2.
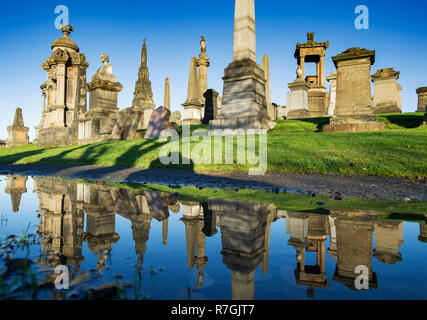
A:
132;39;155;110
185;57;200;103
141;39;147;67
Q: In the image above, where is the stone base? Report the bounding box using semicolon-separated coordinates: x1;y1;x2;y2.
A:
323;115;384;132
308;88;329;118
209;116;275;135
287;109;310;120
37;127;74;147
373;103;401;114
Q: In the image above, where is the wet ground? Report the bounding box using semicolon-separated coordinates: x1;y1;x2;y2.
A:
0;164;426;201
0;175;426;300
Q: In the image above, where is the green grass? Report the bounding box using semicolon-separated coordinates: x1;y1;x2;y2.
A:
0;113;426;179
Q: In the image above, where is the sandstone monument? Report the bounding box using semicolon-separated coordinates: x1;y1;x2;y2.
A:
144;106;175;139
371;68;402;114
326;71;337;116
209;0;275;134
323;47;385;132
7;108;29;148
197;36;210;107
78;54;123;144
291;32;329;118
110;39;154;140
37;25;89;147
182;57;203;124
287;66;310;119
416;87;427;112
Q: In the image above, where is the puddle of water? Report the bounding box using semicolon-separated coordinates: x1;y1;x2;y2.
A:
0;175;426;300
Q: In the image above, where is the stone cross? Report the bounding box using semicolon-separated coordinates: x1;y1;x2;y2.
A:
233;0;256;62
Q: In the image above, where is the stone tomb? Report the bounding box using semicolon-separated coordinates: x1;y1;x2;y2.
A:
144;106;177;139
7;108;30;148
293;32;329;118
371;68;402;114
323;48;385;133
416;87;427;112
78;54;122;144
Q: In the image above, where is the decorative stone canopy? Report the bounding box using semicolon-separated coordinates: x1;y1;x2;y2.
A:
371;68;400;81
51;24;79;52
294;32;329;60
416;87;427;94
332;47;375;68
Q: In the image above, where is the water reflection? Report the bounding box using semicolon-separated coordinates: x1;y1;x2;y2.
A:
1;175;427;300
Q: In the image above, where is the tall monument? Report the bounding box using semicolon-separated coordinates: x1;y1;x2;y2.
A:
182;57;203;124
197;36;210;103
37;25;89;147
132;39;155;129
209;0;275;134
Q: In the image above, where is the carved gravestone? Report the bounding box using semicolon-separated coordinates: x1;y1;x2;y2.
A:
202;89;218;124
144;191;170;222
144;107;171;138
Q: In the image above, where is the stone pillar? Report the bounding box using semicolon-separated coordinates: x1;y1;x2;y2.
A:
233;0;256;62
416;87;427;112
7;108;30;148
210;198;272;300
209;0;275;134
182;57;203;124
197;36;210;103
371;68;402;114
164;77;171;110
323;48;385;132
262;55;274;120
326;71;337;116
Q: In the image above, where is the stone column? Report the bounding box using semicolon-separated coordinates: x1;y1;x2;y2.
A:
262;55;274;120
233;0;256;62
164;77;171;110
197;36;210;102
182;57;202;124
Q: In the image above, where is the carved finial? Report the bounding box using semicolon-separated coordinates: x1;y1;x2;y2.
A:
101;53;109;65
60;24;74;37
307;32;314;42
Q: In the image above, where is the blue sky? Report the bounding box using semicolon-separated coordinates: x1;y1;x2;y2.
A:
0;0;426;140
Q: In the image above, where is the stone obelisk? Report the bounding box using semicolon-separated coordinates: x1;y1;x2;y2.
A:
164;77;171;110
7;108;29;148
209;0;275;134
182;57;202;124
262;54;274;120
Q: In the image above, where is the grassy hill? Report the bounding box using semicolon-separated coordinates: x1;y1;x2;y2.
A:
0;113;426;179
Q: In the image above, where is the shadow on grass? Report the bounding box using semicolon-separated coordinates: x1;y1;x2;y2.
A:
294;117;331;132
378;114;424;128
